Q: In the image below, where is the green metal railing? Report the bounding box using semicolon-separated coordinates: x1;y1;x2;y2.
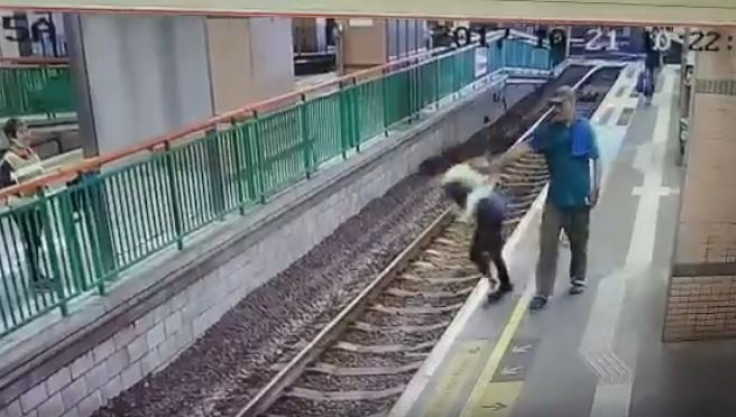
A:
0;64;75;119
0;37;551;337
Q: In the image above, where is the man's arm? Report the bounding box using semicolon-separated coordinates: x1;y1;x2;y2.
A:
588;124;602;207
488;136;539;173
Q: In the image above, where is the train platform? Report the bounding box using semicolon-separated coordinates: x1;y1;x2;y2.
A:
389;64;736;417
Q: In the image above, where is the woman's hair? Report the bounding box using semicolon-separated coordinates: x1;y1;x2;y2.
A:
3;118;23;140
3;117;23;139
441;163;486;190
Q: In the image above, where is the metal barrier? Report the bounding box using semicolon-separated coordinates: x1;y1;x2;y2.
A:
0;58;74;119
0;36;550;337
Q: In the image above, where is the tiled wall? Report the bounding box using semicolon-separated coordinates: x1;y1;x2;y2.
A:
665;40;736;341
665;275;736;341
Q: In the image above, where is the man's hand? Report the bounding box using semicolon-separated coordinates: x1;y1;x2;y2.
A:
589;187;600;208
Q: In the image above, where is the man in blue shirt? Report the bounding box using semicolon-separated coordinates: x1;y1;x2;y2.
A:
490;86;601;311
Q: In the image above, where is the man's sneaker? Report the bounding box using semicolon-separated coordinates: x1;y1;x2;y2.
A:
488;282;513;302
569;278;586;295
529;296;548;311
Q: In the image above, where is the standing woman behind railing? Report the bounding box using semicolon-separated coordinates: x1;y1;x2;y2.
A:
0;118;51;291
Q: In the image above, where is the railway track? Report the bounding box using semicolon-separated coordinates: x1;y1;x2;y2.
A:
234;63;623;417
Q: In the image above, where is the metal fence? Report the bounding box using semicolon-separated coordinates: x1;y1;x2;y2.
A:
0;64;74;119
0;37;551;337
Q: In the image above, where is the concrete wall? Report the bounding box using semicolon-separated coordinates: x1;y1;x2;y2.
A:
340;18;427;73
0;79;535;417
385;19;426;60
207;17;295;113
341;18;388;72
246;17;295;104
78;14;214;154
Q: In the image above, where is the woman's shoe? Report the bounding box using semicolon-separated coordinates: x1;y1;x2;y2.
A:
487;282;513;302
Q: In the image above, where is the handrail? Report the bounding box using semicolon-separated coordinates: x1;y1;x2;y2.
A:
0;57;69;66
0;28;537;200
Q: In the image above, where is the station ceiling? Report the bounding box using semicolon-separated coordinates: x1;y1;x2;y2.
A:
2;0;736;27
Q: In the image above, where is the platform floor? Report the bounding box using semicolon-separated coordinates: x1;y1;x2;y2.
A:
390;65;736;417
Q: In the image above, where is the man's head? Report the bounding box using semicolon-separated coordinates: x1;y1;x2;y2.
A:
549;85;576;123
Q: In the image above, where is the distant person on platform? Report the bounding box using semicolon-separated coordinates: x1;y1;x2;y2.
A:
0;118;50;291
643;29;661;105
489;86;601;311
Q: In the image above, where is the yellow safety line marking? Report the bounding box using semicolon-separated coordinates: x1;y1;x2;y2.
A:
477;381;524;417
459;290;532;417
418;340;493;417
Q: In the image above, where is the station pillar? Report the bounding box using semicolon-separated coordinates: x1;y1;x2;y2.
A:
337;18;427;74
664;29;736;341
206;17;295;114
63;14;294;157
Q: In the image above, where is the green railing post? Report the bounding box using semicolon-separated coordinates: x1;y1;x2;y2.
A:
59;188;86;291
164;142;185;250
229;118;247;216
452;54;459;100
381;69;390;136
407;65;416;124
435;59;441;109
299;94;313;178
250;112;267;203
240;119;259;204
351;78;361;152
205;127;226;219
338;81;350;158
79;171;117;288
35;190;67;314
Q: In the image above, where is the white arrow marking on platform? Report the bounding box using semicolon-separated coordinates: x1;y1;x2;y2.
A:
500;366;523;376
511;344;533;354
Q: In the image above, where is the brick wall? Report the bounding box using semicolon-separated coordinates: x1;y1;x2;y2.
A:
664;274;736;341
0;81;535;417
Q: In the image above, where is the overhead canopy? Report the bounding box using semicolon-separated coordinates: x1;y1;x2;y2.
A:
1;0;735;27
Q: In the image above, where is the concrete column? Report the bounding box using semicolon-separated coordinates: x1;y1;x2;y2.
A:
206;17;295;114
664;29;736;341
340;18;427;74
340;18;387;73
65;14;213;155
65;14;295;156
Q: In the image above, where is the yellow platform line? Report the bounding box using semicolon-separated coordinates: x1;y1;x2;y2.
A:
418;340;493;417
459;289;532;417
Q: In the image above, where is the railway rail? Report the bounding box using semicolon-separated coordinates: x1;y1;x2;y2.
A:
234;63;623;417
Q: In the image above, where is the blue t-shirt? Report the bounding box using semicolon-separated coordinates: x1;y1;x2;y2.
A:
530;118;599;209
